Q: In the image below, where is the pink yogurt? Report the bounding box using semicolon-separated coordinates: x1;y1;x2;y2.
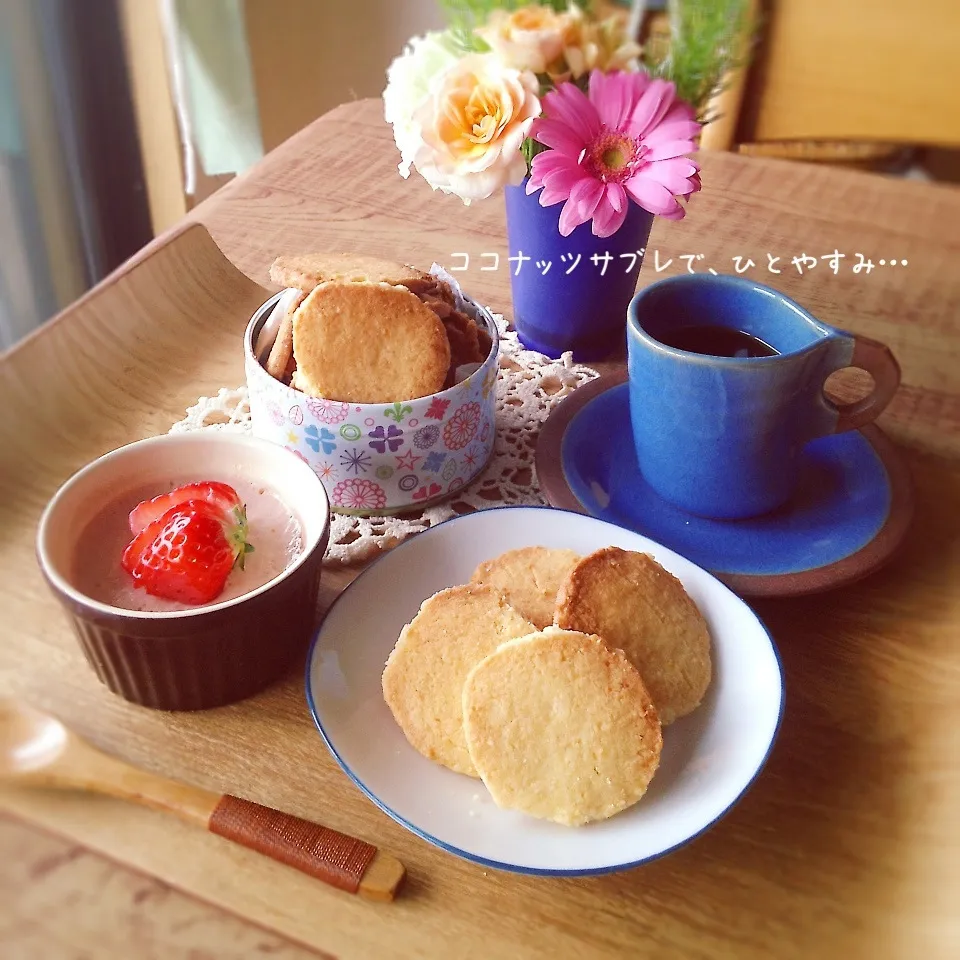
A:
72;478;303;613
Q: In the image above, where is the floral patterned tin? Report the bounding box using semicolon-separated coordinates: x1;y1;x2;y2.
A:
244;291;499;516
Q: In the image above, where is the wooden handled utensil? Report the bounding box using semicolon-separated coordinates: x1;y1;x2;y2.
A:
0;700;404;901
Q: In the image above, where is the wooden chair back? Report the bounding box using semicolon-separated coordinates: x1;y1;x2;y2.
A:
736;0;960;150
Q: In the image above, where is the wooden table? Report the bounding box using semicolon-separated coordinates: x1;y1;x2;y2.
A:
2;100;958;959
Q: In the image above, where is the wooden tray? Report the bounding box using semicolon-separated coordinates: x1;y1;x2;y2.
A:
2;133;959;955
1;224;687;958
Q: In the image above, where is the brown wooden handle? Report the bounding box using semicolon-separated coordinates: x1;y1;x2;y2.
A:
208;795;404;901
831;334;901;433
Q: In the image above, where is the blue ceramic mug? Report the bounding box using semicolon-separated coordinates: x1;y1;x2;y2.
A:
627;275;901;519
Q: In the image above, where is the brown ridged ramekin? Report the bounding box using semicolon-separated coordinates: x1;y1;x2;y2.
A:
36;433;330;711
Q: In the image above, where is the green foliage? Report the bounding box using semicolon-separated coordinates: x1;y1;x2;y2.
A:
521;136;550;170
646;0;755;118
434;0;755;120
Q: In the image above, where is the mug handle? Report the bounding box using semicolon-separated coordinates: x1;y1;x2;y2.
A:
829;335;901;434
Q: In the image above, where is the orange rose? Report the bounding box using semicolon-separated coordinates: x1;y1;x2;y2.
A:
476;5;569;74
549;6;642;81
412;55;540;204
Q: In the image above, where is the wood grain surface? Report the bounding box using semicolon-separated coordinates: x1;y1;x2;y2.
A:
0;813;322;960
1;100;959;959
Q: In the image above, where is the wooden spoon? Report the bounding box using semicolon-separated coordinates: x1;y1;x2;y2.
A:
0;700;405;901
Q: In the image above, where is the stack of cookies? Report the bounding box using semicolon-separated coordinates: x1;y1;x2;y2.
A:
262;254;492;403
382;546;712;827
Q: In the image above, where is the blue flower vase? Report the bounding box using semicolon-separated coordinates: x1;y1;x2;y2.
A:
505;181;655;360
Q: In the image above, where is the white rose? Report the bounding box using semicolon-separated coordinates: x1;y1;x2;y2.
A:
383;31;461;178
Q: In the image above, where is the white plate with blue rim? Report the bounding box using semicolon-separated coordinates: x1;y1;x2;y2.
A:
305;506;783;875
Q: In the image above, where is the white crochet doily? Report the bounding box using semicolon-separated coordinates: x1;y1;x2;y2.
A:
170;316;598;565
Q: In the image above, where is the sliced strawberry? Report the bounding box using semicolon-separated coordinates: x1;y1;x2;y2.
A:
122;499;253;605
128;481;241;535
121;515;165;578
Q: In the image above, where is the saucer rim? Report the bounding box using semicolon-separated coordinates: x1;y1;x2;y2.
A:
535;369;914;598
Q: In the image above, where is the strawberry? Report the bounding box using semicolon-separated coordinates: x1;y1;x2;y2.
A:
121;499;253;605
128;481;242;535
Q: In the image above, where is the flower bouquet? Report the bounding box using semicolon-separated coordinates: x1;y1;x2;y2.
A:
384;0;747;359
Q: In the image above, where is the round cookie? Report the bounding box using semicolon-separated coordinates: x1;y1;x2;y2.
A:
470;547;581;629
292;280;450;403
554;547;711;725
264;290;305;381
381;585;535;776
269;253;430;291
462;628;662;826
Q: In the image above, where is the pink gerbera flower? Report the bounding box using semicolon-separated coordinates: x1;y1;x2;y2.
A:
527;69;702;237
